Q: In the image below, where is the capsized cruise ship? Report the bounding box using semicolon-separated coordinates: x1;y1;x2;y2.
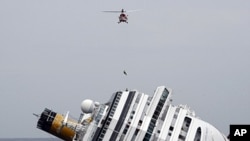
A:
35;86;229;141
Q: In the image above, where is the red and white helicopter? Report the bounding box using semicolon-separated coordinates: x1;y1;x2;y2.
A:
103;9;141;24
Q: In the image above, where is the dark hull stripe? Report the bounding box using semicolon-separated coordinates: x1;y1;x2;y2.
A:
92;92;121;141
109;91;136;140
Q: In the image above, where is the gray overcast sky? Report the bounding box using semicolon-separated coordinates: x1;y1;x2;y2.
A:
0;0;249;138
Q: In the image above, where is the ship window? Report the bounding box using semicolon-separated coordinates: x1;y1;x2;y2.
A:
194;127;201;141
144;133;151;141
123;124;130;134
162;88;169;98
179;135;185;140
169;126;174;131
123;129;128;134
158;101;164;107
101;120;105;124
106;121;110;125
135;128;139;135
179;117;192;140
138;120;142;126
153;114;158;119
174;114;178;119
156;106;162;112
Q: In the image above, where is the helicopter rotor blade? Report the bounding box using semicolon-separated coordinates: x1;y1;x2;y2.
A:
126;9;143;13
102;11;121;13
102;9;142;14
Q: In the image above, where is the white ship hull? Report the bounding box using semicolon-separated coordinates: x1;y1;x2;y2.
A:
36;86;229;141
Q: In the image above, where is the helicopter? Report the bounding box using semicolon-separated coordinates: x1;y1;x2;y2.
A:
103;9;141;24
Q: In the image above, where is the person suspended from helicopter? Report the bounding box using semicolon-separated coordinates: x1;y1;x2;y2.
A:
123;70;127;75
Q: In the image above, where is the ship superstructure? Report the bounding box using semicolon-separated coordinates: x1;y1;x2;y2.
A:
36;86;229;141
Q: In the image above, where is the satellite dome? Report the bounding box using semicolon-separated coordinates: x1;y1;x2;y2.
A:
81;99;95;113
94;102;100;106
